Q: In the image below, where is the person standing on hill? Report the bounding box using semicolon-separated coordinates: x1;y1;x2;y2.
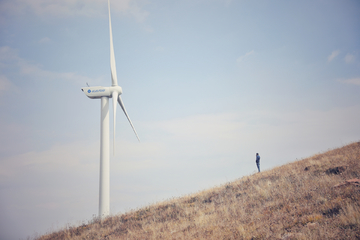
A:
256;153;260;172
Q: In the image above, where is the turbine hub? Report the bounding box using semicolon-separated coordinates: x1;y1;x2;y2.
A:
109;86;123;95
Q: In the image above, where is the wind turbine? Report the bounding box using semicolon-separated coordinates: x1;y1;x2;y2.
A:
81;0;140;219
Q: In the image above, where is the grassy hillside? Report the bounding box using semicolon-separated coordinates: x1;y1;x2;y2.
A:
38;142;360;239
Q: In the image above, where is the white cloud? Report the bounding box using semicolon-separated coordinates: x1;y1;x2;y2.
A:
19;63;98;84
236;50;255;63
0;46;99;85
209;0;232;7
0;46;20;62
0;47;18;95
344;53;356;64
39;37;51;44
154;46;165;52
339;77;360;86
142;106;360;164
0;74;19;100
225;0;233;6
156;113;243;142
127;1;149;23
0;75;12;92
0;0;149;22
0;141;97;179
327;50;340;62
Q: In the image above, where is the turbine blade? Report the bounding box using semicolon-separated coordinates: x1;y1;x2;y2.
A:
118;96;140;142
112;91;119;155
108;0;118;86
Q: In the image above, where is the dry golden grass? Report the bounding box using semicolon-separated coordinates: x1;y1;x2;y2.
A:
37;142;360;239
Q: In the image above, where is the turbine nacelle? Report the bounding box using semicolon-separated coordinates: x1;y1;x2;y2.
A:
81;86;123;99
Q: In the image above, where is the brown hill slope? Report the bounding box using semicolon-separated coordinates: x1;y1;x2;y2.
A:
38;142;360;239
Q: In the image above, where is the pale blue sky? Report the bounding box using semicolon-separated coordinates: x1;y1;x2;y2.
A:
0;0;360;239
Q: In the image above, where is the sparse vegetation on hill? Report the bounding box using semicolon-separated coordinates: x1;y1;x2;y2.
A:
38;142;360;239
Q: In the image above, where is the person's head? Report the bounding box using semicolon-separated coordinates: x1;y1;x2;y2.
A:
256;153;258;156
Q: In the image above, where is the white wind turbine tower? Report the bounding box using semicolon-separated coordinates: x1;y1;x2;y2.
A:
81;0;140;219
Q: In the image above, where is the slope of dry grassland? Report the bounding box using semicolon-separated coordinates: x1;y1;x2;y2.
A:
38;142;360;239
